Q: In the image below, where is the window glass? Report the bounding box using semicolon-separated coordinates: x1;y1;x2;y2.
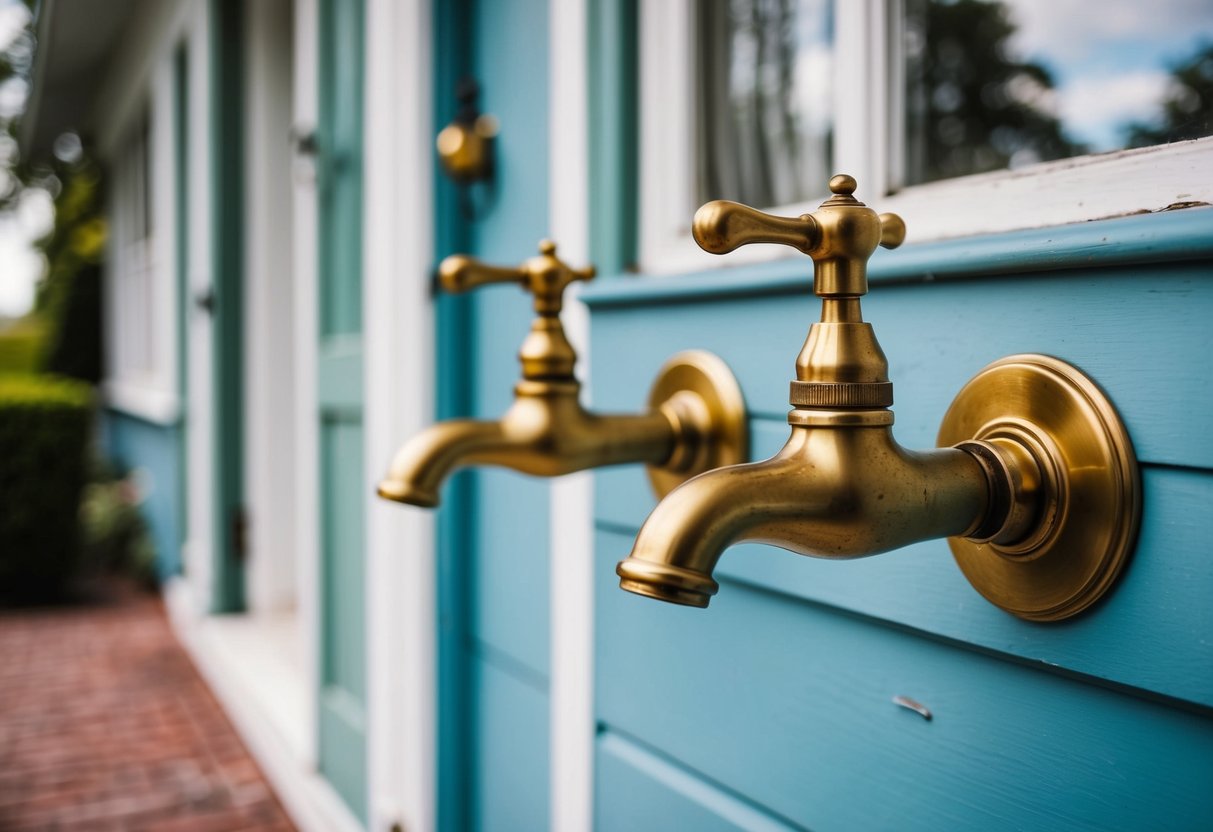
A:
695;0;834;207
903;0;1213;185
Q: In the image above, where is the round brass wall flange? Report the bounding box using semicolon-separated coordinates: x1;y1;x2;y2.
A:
938;354;1140;621
647;350;749;499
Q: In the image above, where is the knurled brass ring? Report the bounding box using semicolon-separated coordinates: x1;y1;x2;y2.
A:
789;380;893;408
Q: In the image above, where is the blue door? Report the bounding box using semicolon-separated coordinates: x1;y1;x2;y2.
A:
433;0;553;828
316;0;368;819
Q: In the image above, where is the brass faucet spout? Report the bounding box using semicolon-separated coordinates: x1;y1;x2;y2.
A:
618;176;1141;621
377;417;509;508
378;242;749;509
618;426;989;608
377;381;684;507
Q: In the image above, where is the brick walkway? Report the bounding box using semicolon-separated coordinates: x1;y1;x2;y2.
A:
0;587;296;831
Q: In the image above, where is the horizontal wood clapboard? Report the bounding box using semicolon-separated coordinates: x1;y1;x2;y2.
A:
585;208;1213;829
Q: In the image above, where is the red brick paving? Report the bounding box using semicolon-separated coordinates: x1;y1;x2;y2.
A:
0;587;296;831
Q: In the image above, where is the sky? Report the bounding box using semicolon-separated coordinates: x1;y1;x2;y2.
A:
1005;0;1213;150
0;191;51;318
0;0;42;320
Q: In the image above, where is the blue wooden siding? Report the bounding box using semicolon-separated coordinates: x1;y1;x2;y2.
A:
433;0;554;826
100;410;184;580
584;207;1213;829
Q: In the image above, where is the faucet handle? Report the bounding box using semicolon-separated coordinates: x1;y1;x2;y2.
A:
693;201;822;256
693;174;904;299
438;240;595;315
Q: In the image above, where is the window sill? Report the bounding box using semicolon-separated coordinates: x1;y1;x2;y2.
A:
584;204;1213;310
103;379;181;425
639;137;1213;277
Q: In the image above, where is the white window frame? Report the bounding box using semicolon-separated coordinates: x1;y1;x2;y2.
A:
104;88;179;423
103;66;179;424
639;0;1213;275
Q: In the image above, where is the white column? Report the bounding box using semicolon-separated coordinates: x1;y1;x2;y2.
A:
291;0;320;769
549;0;595;829
363;0;437;830
244;0;298;615
184;0;215;614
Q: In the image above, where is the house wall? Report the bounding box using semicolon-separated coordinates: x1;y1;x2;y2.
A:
92;0;195;583
582;209;1213;827
99;411;184;579
57;0;1213;829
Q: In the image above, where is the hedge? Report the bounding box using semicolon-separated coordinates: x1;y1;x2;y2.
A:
0;374;93;601
0;319;47;375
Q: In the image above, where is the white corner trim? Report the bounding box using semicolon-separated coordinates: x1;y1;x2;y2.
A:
162;579;364;832
290;0;321;778
102;379;181;425
363;1;437;831
549;0;595;830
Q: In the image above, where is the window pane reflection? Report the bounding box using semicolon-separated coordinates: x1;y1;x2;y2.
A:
904;0;1213;185
696;0;834;207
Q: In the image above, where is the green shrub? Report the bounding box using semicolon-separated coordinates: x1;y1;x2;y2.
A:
0;374;93;601
0;319;47;374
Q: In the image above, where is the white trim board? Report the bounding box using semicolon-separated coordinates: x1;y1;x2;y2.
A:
290;0;322;776
549;0;595;830
182;0;215;616
243;0;299;617
363;0;437;830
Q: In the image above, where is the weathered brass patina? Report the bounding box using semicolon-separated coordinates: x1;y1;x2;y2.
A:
617;175;1139;621
377;241;748;508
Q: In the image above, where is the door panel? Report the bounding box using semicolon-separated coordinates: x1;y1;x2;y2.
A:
436;0;553;825
472;654;551;832
316;0;367;819
587;209;1213;829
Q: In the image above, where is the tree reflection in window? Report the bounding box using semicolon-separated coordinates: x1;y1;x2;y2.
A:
903;0;1082;185
1125;43;1213;147
904;0;1213;186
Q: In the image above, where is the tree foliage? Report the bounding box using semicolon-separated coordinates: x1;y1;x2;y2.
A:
1124;42;1213;148
906;0;1085;184
0;0;36;209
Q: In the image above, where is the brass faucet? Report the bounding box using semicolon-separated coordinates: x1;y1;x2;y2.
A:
378;240;749;508
617;175;1140;621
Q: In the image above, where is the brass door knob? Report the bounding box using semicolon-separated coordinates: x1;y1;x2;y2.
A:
436;79;498;184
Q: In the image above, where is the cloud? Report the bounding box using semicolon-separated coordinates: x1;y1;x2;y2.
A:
1007;0;1213;67
0;2;30;54
1057;70;1171;149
